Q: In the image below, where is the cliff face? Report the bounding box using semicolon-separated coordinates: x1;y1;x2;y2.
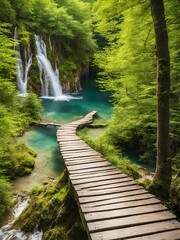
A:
18;33;82;95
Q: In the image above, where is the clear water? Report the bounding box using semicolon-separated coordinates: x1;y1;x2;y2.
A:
13;125;64;194
41;79;112;123
13;78;112;194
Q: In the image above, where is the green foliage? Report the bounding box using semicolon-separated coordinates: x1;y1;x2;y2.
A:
0;24;17;80
0;177;12;216
0;24;43;216
20;92;43;121
93;0;179;165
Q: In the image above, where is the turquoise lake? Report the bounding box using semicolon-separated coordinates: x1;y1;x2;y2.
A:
13;79;113;194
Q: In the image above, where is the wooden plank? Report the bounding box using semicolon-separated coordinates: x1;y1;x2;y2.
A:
67;161;111;171
81;197;160;213
65;159;107;166
61;149;93;154
76;179;137;191
130;229;180;240
65;156;105;162
77;185;143;197
70;169;123;180
60;146;91;151
80;193;155;208
69;166;118;175
62;149;96;154
63;152;102;158
85;204;167;222
84;181;135;191
78;189;148;204
60;144;89;149
62;150;101;156
57;130;76;133
88;211;176;232
71;173;128;185
73;177;134;190
59;141;86;146
57;138;81;142
90;220;180;240
57;136;80;140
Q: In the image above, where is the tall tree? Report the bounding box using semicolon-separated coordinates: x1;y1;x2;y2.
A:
150;0;171;198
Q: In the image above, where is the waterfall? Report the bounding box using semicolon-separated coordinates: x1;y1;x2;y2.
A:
0;196;43;240
14;27;32;97
35;34;63;99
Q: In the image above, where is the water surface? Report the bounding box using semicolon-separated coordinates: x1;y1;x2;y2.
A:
13;78;112;194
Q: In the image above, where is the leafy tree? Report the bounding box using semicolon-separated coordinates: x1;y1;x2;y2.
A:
20;92;43;121
0;177;12;216
0;23;42;216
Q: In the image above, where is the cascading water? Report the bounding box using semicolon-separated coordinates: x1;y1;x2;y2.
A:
14;27;32;97
35;34;82;101
35;34;63;99
0;196;43;240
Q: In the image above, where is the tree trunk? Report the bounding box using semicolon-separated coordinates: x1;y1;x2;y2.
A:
150;0;171;198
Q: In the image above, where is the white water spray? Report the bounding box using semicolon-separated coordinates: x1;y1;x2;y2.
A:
0;197;43;240
35;34;63;99
14;27;32;97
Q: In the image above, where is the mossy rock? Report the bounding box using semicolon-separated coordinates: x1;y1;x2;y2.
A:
13;173;88;240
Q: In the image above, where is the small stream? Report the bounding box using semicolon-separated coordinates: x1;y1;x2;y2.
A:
0;197;42;240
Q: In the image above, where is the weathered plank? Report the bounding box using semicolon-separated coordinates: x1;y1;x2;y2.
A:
67;161;111;171
83;181;135;191
60;146;91;151
75;181;137;192
65;159;107;166
130;230;180;240
88;211;176;232
65;156;104;162
85;204;167;222
70;169;124;180
63;151;102;158
69;165;115;175
90;220;180;240
71;173;128;185
78;189;148;204
77;185;144;197
81;197;160;213
80;193;155;208
73;177;134;190
62;149;98;154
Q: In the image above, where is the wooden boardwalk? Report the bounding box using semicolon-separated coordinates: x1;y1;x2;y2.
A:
57;111;180;240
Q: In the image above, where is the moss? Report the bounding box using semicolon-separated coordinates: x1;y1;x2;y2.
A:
13;172;88;240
